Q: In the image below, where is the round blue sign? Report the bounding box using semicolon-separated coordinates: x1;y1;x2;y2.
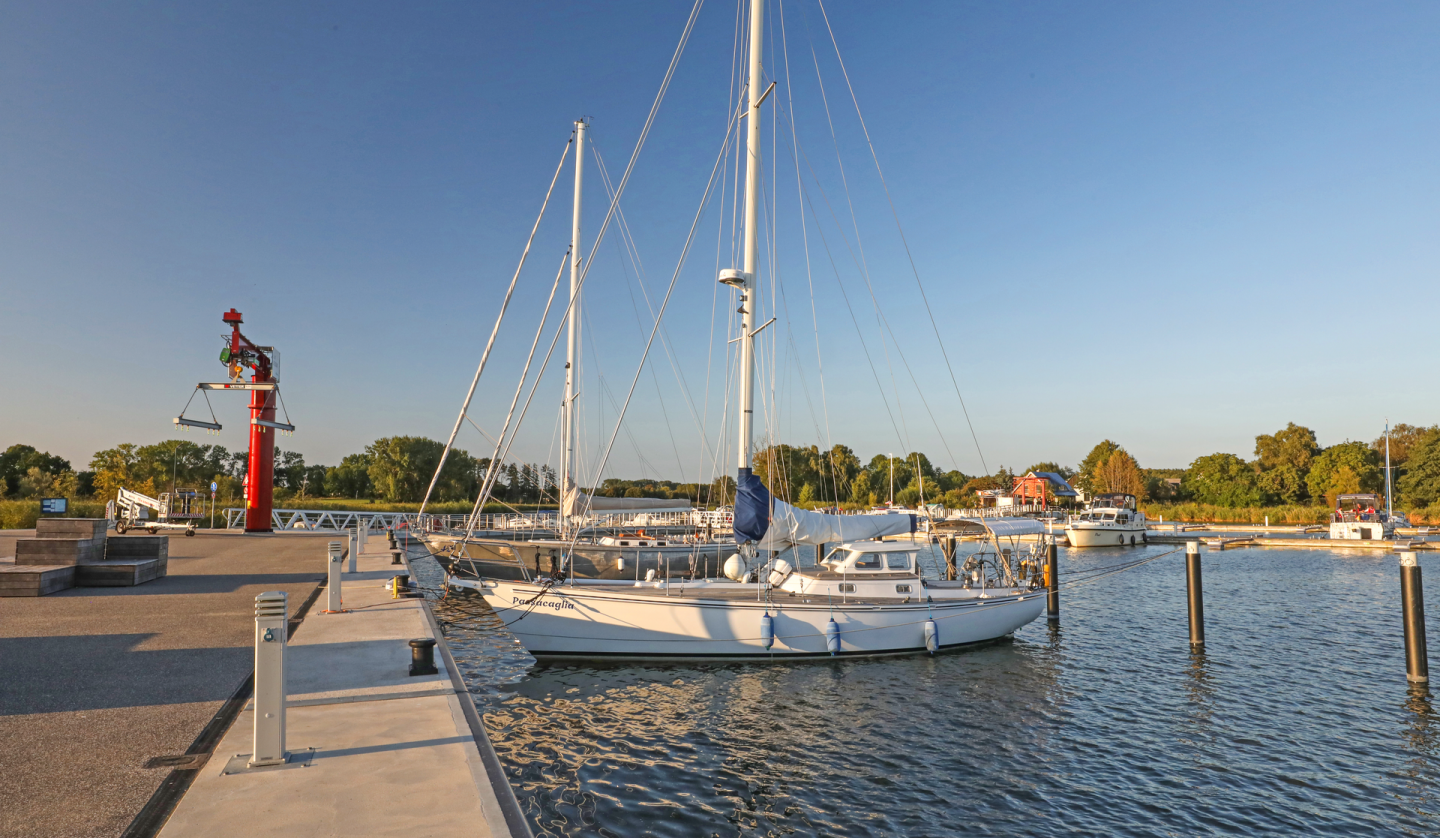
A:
210;482;218;492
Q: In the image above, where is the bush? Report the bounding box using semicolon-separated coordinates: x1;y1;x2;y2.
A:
0;500;110;530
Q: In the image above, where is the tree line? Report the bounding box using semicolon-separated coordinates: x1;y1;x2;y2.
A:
8;420;1439;513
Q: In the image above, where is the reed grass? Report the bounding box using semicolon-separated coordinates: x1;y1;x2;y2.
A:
0;500;110;530
1142;502;1440;526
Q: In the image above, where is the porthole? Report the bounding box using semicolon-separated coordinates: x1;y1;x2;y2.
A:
896;584;912;594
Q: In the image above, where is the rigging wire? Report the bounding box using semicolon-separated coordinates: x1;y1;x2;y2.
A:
419;130;574;517
815;0;991;476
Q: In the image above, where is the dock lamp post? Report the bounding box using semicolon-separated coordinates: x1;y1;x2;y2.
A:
250;592;288;767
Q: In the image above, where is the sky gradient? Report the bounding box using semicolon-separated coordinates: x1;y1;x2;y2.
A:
2;1;1437;485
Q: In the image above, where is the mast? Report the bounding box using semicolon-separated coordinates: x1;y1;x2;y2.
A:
563;119;587;523
1386;422;1394;520
737;0;764;471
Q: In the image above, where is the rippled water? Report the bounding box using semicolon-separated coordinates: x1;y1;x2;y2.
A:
412;543;1440;836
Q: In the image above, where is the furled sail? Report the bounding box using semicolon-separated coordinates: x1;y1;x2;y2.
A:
733;468;915;547
562;478;692;518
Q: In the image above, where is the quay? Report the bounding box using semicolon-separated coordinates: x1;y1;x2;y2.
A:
0;525;526;838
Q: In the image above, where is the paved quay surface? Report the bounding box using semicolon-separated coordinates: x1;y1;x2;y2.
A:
0;530;330;838
159;535;521;837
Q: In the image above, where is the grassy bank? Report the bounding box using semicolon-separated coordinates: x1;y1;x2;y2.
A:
1141;501;1440;526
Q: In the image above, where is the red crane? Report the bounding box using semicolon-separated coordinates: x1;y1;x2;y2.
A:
175;308;294;532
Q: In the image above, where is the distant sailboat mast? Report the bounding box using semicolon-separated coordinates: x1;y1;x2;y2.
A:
562;119;587;529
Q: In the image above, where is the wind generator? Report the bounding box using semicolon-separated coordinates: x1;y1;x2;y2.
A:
173;308;295;532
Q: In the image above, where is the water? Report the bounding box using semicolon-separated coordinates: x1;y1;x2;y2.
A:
412;544;1440;836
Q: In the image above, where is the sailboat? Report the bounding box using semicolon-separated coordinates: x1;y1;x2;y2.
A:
455;0;1048;659
423;119;736;581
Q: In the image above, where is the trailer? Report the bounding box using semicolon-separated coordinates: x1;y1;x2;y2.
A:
115;487;200;535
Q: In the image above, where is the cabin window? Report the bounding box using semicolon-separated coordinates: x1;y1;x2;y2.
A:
886;553;911;571
853;553;883;570
839;583;856;593
620;541;630;546
895;584;912;593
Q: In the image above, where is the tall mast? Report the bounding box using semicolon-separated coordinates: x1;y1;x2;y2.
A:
563;119;587;515
1385;422;1393;519
734;0;765;471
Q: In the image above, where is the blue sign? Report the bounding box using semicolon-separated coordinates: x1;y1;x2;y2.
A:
40;498;68;514
210;482;218;492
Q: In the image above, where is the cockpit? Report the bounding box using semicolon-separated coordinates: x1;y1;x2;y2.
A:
823;543;916;573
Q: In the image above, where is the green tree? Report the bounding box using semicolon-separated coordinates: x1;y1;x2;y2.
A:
1;445;70;497
1076;441;1122;492
1185;453;1264;507
1374;424;1440;468
17;466;79;498
326;453;373;498
1399;432;1440;508
1257;463;1307;504
1254;423;1320;472
1026;462;1076;480
89;444;142;500
365;437;476;502
1094;449;1146;498
1306;442;1382;508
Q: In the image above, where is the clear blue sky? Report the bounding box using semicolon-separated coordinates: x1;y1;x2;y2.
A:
2;1;1437;485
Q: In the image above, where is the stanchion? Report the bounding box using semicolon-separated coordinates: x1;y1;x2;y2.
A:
324;541;346;613
250;591;288;767
1186;541;1205;650
1402;553;1429;683
815;542;826;566
1046;541;1059;622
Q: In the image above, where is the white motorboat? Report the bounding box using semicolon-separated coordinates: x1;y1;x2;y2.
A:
1329;493;1399;541
453;0;1048;661
1064;492;1148;547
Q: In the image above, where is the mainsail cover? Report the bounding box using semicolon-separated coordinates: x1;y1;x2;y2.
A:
733;468;915;547
562;478;692;518
758;499;916;550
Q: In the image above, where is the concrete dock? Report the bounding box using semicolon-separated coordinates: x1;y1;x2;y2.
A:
0;527;525;838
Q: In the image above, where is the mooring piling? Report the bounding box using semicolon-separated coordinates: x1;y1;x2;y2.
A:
1046;541;1059;622
1186;540;1205;650
250;591;288;767
942;535;957;581
1401;553;1429;683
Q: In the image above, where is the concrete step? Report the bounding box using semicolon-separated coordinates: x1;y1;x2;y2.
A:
75;558;163;587
106;535;169;569
35;518;108;540
15;538;105;565
0;564;77;596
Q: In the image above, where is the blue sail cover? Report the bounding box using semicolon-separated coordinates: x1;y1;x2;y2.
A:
734;467;771;544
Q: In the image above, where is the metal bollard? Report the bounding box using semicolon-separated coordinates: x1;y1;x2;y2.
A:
1186;541;1205;649
347;528;357;573
409;638;438;676
250;591;288;767
1402;553;1429;683
392;574;411;600
388;529;397;550
326;542;344;613
1046;542;1059;622
391;548;403;566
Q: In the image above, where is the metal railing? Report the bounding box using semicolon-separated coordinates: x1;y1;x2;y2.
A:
222;507;734;533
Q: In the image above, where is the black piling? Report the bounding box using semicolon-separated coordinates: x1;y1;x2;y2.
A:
1186;540;1205;650
1402;553;1429;683
942;536;957;581
1046;542;1059;622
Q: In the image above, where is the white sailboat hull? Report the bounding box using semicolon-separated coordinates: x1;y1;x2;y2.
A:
470;578;1045;659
